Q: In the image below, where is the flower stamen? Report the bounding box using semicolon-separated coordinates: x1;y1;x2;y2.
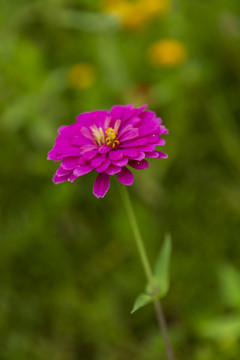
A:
90;125;120;149
90;125;106;146
105;127;119;149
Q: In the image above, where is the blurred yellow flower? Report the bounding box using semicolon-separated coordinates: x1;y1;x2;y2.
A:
67;63;96;89
148;39;187;67
144;0;170;17
102;0;170;29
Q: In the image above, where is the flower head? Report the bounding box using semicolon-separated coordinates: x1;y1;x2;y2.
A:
102;0;170;30
67;63;96;89
48;105;168;198
148;39;187;67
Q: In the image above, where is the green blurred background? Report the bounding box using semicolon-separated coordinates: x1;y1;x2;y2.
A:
1;0;240;359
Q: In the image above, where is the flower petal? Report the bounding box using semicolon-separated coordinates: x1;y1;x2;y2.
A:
91;154;106;168
51;140;80;154
128;159;149;170
117;167;134;186
79;144;98;155
131;152;145;161
93;173;110;198
112;157;128;167
121;104;147;123
77;110;108;128
80;126;94;141
56;167;72;176
47;150;59;161
138;118;161;137
145;151;168;159
119;138;148;148
53;174;69;184
68;174;78;183
118;124;135;137
140;110;156;121
120;149;138;158
159;125;168;135
156;151;168;159
99;145;111;154
61;157;79;170
96;158;111;173
73;165;93;177
48;146;80;160
134;144;156;152
154;139;166;146
78;150;99;165
105;164;121;175
119;127;139;142
133;104;148;117
147;134;160;143
109;104;134;121
109;150;124;161
145;151;159;158
71;135;91;146
57;125;69;135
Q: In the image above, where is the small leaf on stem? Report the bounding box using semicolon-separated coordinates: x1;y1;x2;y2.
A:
131;234;172;314
152;233;172;297
131;293;152;314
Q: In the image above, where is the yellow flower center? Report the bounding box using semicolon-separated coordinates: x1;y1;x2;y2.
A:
105;127;119;149
90;126;120;149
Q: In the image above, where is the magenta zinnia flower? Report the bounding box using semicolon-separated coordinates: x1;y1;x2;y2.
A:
48;104;168;198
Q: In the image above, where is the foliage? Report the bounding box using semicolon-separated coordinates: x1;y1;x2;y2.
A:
1;0;240;359
131;234;172;314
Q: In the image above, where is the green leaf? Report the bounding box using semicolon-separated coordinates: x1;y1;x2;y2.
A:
147;234;172;297
218;264;240;309
131;293;152;314
131;235;172;314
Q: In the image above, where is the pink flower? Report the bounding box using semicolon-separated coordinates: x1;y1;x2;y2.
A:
48;104;168;198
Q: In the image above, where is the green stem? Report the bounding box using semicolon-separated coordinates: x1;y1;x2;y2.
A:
119;185;176;360
120;184;154;287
